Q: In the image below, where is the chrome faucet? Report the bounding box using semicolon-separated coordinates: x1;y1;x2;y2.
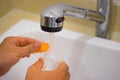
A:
40;0;112;39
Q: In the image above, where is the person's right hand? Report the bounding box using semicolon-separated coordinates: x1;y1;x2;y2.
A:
0;36;41;76
25;58;70;80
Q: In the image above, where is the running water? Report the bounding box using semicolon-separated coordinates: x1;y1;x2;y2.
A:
43;33;63;71
49;33;56;50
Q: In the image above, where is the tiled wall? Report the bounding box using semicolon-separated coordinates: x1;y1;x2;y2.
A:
0;0;13;18
0;0;97;17
12;0;96;14
111;3;120;32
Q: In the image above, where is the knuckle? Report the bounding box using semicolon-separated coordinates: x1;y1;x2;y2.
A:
5;36;15;40
4;36;17;42
28;45;34;53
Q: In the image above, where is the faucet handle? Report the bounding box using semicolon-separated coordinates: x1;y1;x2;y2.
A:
56;17;65;23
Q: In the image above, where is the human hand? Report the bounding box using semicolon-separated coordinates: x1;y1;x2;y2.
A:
25;58;70;80
0;36;41;76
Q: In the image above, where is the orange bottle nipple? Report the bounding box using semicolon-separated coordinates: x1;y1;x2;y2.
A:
39;42;49;52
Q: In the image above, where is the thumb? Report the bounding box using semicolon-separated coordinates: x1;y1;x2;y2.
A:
33;58;44;70
20;41;40;57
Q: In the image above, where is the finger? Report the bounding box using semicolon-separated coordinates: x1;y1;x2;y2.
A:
66;72;70;80
25;40;40;52
26;54;30;58
19;41;41;57
33;58;44;69
16;36;36;46
56;61;69;73
1;36;36;46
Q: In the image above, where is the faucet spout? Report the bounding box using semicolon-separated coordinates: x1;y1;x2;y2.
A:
64;5;105;22
40;0;111;39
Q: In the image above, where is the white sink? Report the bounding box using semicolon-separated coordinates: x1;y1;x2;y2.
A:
0;19;120;80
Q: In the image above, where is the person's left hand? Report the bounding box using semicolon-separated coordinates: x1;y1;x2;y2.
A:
25;58;70;80
0;36;41;76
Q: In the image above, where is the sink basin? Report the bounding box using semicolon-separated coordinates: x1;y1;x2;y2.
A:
0;19;120;80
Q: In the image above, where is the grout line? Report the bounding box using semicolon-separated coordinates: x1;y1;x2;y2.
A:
0;9;16;22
